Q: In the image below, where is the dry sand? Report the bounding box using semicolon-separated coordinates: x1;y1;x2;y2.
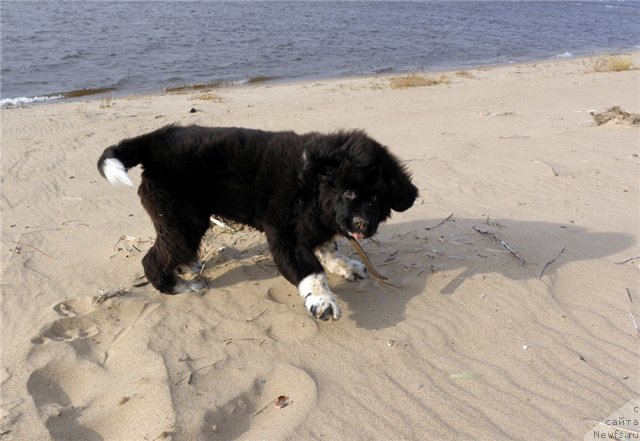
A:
1;53;639;441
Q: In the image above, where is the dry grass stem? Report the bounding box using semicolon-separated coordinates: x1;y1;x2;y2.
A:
539;246;566;279
100;96;113;108
629;313;640;336
615;254;640;265
425;213;454;230
12;239;54;259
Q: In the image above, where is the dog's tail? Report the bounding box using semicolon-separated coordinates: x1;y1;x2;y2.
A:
97;125;176;186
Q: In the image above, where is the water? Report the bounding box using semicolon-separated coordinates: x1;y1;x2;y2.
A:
2;1;639;106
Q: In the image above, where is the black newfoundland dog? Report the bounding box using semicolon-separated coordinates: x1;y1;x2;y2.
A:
98;125;417;321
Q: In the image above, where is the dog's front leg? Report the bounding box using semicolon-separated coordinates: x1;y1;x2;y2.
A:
314;239;368;281
265;230;341;321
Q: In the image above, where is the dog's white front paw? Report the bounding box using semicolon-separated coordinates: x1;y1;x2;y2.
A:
298;273;341;321
173;278;207;293
339;258;368;281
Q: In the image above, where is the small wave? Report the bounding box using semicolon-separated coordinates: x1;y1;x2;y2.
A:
375;67;395;74
0;95;63;107
60;87;117;98
164;76;276;92
556;51;573;58
246;76;278;84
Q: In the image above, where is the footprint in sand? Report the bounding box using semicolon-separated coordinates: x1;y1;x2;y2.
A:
264;284;318;342
31;295;161;368
266;282;297;307
31;299;100;344
53;297;96;317
28;296;170;440
30;316;99;344
201;365;317;441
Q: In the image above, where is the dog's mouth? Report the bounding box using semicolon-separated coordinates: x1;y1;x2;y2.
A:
348;231;366;241
346;218;370;241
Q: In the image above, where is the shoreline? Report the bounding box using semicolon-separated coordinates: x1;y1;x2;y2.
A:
2;49;638;109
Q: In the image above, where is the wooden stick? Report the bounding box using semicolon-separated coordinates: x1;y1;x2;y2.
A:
539;246;566;279
348;237;388;280
347;237;403;288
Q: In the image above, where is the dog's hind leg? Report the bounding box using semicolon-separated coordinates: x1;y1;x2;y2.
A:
142;243;185;293
138;180;210;294
142;227;209;293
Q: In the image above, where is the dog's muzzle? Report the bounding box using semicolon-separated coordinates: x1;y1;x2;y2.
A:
348;216;370;240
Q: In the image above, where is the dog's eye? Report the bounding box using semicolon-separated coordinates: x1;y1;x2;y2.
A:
368;195;377;207
343;190;356;200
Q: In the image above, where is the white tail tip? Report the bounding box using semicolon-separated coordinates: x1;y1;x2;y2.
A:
103;158;133;186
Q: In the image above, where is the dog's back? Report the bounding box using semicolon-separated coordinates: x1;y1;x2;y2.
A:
99;125;303;184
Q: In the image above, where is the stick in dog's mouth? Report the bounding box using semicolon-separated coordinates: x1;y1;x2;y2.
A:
347;237;389;281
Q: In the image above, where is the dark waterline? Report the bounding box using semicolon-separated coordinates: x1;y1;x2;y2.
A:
1;1;639;106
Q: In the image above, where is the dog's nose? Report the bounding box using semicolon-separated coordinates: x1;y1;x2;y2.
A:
353;217;369;232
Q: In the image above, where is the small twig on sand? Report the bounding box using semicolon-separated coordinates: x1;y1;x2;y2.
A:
499;135;531;140
629;313;640;336
472;225;525;265
8;231;24;261
175;359;222;386
96;288;128;304
253;400;273;416
539;246;566;279
254;396;290;416
12;240;54;259
210;216;236;232
533;160;559;176
246;309;268;322
615;254;640;265
425;213;454;230
626;288;633;303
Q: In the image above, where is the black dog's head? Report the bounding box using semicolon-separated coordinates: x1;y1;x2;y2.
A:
302;130;418;240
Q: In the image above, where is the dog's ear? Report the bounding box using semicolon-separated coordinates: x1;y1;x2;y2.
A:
385;157;418;212
300;135;343;185
300;153;338;187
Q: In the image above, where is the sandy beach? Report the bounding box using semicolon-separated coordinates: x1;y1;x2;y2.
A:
2;53;639;441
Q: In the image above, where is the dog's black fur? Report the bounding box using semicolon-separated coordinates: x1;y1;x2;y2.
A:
98;125;417;315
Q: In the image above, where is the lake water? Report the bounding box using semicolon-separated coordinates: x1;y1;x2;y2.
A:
1;0;639;106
